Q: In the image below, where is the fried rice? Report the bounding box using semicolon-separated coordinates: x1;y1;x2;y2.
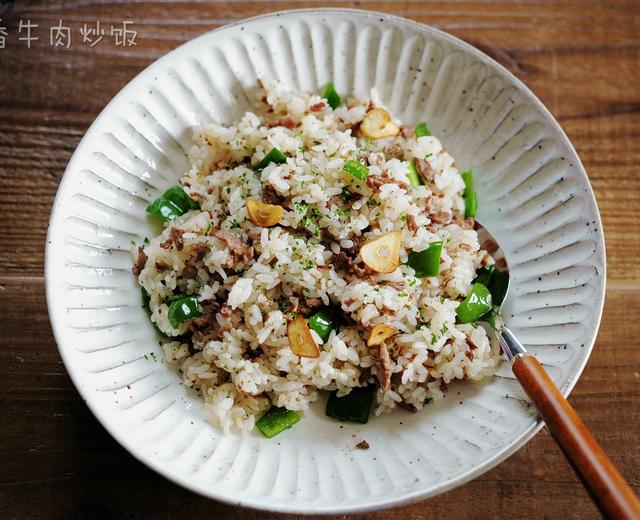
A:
133;79;502;434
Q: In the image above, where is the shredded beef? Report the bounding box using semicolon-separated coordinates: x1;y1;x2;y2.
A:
333;251;355;274
132;247;147;275
189;311;218;343
262;184;281;205
366;173;409;192
214;229;254;267
399;125;414;138
297;297;323;315
355;440;370;450
218;305;234;334
406;214;418;233
191;243;210;261
461;217;475;229
265;115;297;129
414;157;436;183
430;211;452;225
154;260;171;271
170;227;185;251
384;143;404;160
382;281;404;290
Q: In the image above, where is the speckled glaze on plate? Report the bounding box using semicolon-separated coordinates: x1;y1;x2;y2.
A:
45;9;605;514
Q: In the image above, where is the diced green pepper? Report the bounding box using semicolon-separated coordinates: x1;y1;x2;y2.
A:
308;308;338;342
484;304;501;329
256;406;301;438
461;170;473;197
167;296;202;328
406;161;423;187
456;283;492;324
473;265;508;307
325;385;376;424
163;186;200;211
343;160;368;182
464;191;478;218
323;82;341;109
414;122;431;138
141;287;151;314
407;241;443;277
461;170;478;218
146;197;184;222
255;147;288;170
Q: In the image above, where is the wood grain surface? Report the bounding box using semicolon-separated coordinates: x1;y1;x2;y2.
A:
1;1;639;518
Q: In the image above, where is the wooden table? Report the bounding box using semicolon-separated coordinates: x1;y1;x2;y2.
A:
1;1;638;518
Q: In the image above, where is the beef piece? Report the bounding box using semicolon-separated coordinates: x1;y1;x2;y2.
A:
384;143;404;160
309;102;325;112
465;336;479;350
461;217;475;229
382;281;404;290
399;125;414;138
188;311;218;343
132;247;148;275
355;440;370;450
297;297;323;315
430;211;452;225
169;227;185;251
218;305;234;333
406;214;418;233
365;175;386;192
265;115;297;129
366;173;409;192
262;184;281;205
414;157;436;183
154;260;171;271
159;237;173;249
333;251;355;274
379;307;397;317
191;243;210;261
213;229;254;267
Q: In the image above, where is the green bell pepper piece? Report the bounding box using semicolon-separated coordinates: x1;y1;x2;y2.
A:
464;191;478;218
461;170;473;196
308;308;338;342
461;170;478;218
473;265;508;306
323;82;341;109
146;197;185;222
407;241;443;277
456;283;492;323
326;385;376;424
406;161;423;187
167;295;202;328
163;186;199;211
256;406;301;438
414;122;431;138
343;160;368;182
255;147;288;170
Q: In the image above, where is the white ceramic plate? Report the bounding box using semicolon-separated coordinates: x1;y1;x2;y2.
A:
45;9;605;514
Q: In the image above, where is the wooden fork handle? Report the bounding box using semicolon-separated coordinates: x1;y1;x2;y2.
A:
512;354;640;519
